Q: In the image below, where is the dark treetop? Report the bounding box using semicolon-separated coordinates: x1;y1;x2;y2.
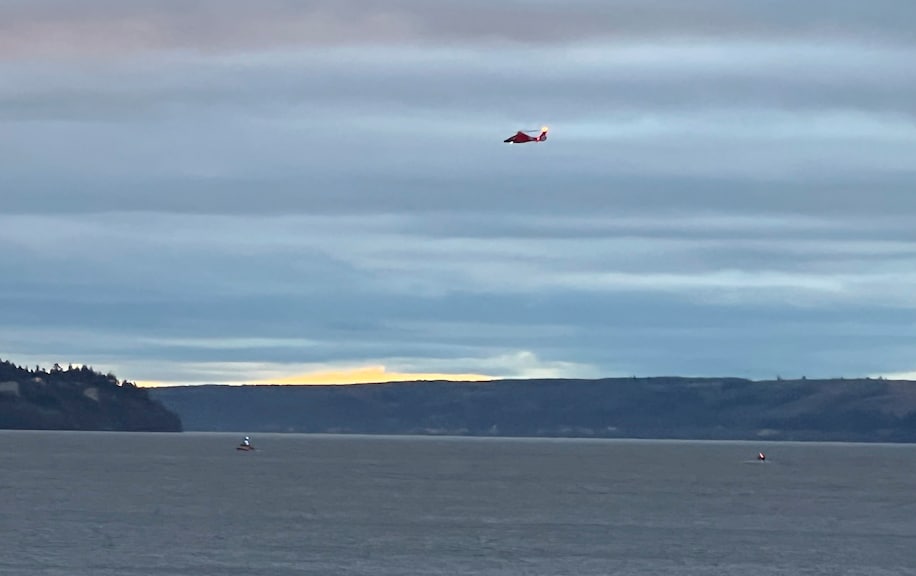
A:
0;359;182;432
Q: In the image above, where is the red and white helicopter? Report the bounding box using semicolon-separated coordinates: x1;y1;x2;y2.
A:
503;126;549;144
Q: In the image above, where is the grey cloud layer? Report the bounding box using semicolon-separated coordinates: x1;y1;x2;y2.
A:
3;44;914;220
3;212;916;381
2;0;914;60
5;41;916;121
2;1;915;382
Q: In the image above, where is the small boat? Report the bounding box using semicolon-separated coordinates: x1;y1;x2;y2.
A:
236;435;254;451
757;451;766;461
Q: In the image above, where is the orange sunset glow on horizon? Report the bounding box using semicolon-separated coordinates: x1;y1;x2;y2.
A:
252;365;495;385
136;364;496;387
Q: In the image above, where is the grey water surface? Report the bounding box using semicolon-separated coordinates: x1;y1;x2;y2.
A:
1;431;914;575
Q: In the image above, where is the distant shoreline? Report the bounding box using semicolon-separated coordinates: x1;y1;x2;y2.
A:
149;376;916;444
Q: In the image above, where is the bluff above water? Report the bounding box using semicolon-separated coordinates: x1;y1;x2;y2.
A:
151;376;916;442
0;359;182;432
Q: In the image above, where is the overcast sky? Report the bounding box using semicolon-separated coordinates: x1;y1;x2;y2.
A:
2;0;915;385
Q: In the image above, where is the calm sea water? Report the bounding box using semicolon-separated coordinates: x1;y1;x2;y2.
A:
1;431;914;575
